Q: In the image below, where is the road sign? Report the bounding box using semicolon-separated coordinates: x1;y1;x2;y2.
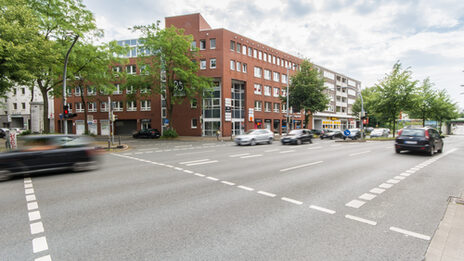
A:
163;118;169;124
344;129;351;136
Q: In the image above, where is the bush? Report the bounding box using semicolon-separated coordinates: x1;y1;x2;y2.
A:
19;130;31;136
162;129;178;138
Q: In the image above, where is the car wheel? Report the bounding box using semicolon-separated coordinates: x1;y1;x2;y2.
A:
437;145;443;153
395;149;401;154
268;138;273;144
309;139;313;144
428;146;435;156
320;137;324;140
330;136;334;140
250;139;256;146
297;139;302;145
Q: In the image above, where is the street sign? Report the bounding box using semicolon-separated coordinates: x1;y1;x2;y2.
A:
163;118;169;124
344;129;351;136
248;108;254;122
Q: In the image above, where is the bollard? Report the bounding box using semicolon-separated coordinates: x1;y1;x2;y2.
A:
118;136;121;146
108;139;111;150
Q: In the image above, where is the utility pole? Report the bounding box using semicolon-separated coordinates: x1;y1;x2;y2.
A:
359;87;365;140
62;34;79;134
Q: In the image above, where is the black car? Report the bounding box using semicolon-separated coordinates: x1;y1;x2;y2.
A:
0;135;100;180
133;128;161;139
320;130;346;140
281;129;313;145
311;129;323;136
395;127;444;155
0;128;6;139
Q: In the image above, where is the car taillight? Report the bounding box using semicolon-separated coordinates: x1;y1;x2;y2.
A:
398;129;403;136
425;130;430;140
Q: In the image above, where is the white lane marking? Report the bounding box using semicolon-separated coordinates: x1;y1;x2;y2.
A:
123;153;132;155
345;215;377;226
237;185;254;191
387;179;400;184
229;153;250;157
309;205;336;214
25;188;35;195
24;183;33;189
26;195;37;202
30;222;44;235
27;202;39;211
379;183;394;189
176;150;215;156
35;255;52;261
280;150;295;154
400;172;411;177
307;146;322;150
144;151;153;154
165;150;172;152
194;173;205;177
394;175;406;180
330;144;341;147
389;227;431;241
29;211;41;222
165;165;173;168
370;188;385;194
240;154;263;159
134;152;143;155
264;149;279;152
179;159;210;164
257;191;276;197
32;236;48;253
349;150;371;156
406;170;415;174
155;150;163;152
24;178;32;183
174;167;183;171
345;199;366;208
175;145;193;148
280;161;323;172
221;181;235;186
359;193;377;201
185;160;218;166
206;176;219;181
183;170;194;174
158;163;165;166
281;197;303;205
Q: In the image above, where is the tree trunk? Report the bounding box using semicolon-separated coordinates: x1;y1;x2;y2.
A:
38;80;50;133
392;117;396;138
80;87;88;134
304;112;310;129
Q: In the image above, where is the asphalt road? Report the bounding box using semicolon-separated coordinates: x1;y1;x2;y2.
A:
1;136;464;260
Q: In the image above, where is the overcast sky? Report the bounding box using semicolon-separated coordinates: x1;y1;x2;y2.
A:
83;0;464;109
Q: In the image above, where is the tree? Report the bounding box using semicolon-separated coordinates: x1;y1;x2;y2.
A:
408;78;437;126
287;60;329;128
126;23;213;132
431;90;459;133
373;62;417;137
352;87;384;127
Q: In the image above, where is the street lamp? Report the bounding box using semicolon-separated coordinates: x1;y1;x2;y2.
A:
286;64;296;134
62;34;79;134
358;86;365;140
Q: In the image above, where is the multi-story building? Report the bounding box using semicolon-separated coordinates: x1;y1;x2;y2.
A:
53;13;360;136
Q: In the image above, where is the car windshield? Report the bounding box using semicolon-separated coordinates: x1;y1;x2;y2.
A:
372;129;383;134
245;129;258;135
401;129;425;137
289;130;302;135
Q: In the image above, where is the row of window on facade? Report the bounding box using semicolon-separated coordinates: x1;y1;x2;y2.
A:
11;88;26;95
253;84;286;97
254;101;287;113
66;100;152;113
69;84;151;96
12;103;27;110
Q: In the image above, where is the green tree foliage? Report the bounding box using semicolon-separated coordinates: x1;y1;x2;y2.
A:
287;60;329;128
126;22;213;131
408;78;437;126
431;90;459;133
352;87;384;127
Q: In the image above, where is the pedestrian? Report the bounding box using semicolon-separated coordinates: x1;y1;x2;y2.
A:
216;129;221;141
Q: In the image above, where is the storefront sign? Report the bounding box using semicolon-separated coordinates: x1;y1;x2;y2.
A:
248;108;254;122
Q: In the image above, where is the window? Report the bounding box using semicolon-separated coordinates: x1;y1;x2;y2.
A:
13;103;17;110
112;66;122;73
126;65;136;74
254;84;262;95
139;65;149;75
76;102;84;113
273;87;280;97
126;86;134;94
140;87;150;94
277;58;280;66
281;89;287;96
191;118;198;128
191;41;196;50
272;56;276;64
264;69;271;80
258;51;262;60
113;101;123;112
210;38;216;49
210;58;216;69
230;40;235;51
265;102;272;112
141;100;151;111
273;72;280;82
113;84;122;95
253;49;257;58
191;98;197;108
236;43;241;53
282;103;287;113
87;87;96;96
264;86;271;96
88;102;97;112
248;47;252;56
75;87;82;96
255;101;262;111
263;53;267;62
22;103;26;109
230;60;235;70
199;39;206;50
242;63;247;73
236;61;241;72
200;59;207;70
21;88;25;95
127;101;137;111
68;103;73;112
274;103;280;113
282;74;288;84
254;67;262;78
101;102;108;112
242;45;247;55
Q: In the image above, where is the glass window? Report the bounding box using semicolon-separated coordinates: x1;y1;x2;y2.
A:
230;40;235;51
199;39;206;50
263;53;267;62
273;87;280;97
21;88;25;95
113;84;121;95
265;102;272;112
273;72;280;82
236;61;241;72
141;100;151;111
200;59;206;70
236;43;241;53
126;65;136;74
126;101;137;111
191;118;198;128
230;60;235;70
254;84;262;95
253;49;257;58
258;51;262;60
191;98;197;108
255;101;262;111
22;103;26;109
210;38;216;49
101;102;108;112
242;63;247;73
274;103;280;112
76;102;84;112
210;58;216;69
282;74;288;84
191;41;196;50
242;45;247;55
254;67;262;78
264;86;271;96
264;69;271;80
88;102;97;112
248;47;252;56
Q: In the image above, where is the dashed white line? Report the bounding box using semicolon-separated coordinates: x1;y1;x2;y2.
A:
24;183;33;189
183;170;194;174
400;172;411;177
229;153;250;157
309;205;336;214
345;215;377;226
389;226;431;241
281;197;303;205
26;195;37;202
359;193;377;201
27;202;39;211
379;183;394;189
370;188;385;194
174;167;183;171
185;160;219;166
28;211;41;222
30;222;44;235
194;173;205;177
25;188;35;195
35;255;52;261
240;154;262;159
345;199;366;208
206;176;219;181
387;179;400;184
280;161;323;172
349;150;371;156
257;191;276;197
307;146;322;150
280;150;295;154
406;170;415;174
237;185;254;191
394;176;406;180
32;236;48;253
221;181;235;186
264;149;279;152
179;159;210;164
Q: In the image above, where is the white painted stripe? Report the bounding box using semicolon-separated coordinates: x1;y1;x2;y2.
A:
264;149;279;152
176;150;215;156
280;150;295;154
257;191;276;197
183;170;194;174
280;161;323;172
240;154;263;159
194;173;205;177
35;255;52;261
394;175;406;180
26;195;36;202
238;185;254;191
165;165;173;168
134;152;143;155
330;144;341;147
24;183;33;189
144;151;153;154
158;163;165;166
359;193;377;201
400;172;411;177
345;199;366;208
345;215;377;226
123;153;132;155
307;146;322;150
32;237;48;253
27;202;39;211
387;179;400;184
370;188;385;194
281;197;303;205
25;188;35;195
165;150;172;152
30;222;44;235
179;159;210;164
349;150;371;156
389;226;431;241
175;145;193;148
229;153;250;157
406;170;415;174
221;181;235;186
155;150;163;152
206;176;219;181
379;183;394;189
24;178;32;183
186;160;218;166
174;167;183;171
309;205;336;214
28;211;41;221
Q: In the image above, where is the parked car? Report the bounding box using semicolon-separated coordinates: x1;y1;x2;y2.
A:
311;129;323;136
320;130;346;140
0;135;101;180
365;127;374;134
234;129;274;146
281;129;313;145
133;128;161;139
395;127;444;155
370;128;389;138
346;129;362;140
0;128;6;139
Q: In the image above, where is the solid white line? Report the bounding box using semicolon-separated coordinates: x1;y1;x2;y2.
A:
165;165;173;168
280;161;323;172
281;197;303;205
345;199;365;208
221;181;235;186
35;255;52;261
257;191;276;197
370;188;385;194
389;226;431;241
229;153;250;157
400;172;411;177
345;215;377;226
26;195;37;202
240;154;262;159
179;159;210;164
144;151;153;154
206;176;219;181
24;183;33;189
387;179;400;184
25;188;35;195
183;170;194;174
280;150;295;154
406;170;416;174
28;211;41;221
359;193;377;201
264;149;279;152
27;202;39;211
185;160;218;166
309;205;336;214
30;222;44;235
349;150;371;156
174;167;183;171
394;175;406;180
32;236;48;253
194;173;205;177
176;150;215;156
379;183;394;189
134;152;143;155
238;185;254;191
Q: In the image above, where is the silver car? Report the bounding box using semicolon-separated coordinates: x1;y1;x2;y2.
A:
234;129;274;146
370;128;389;138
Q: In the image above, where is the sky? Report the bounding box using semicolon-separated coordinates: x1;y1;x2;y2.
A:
83;0;464;110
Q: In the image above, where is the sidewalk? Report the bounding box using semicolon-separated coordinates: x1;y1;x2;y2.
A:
425;192;464;260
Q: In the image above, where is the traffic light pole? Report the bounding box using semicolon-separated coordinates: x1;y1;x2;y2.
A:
359;88;365;140
62;35;79;134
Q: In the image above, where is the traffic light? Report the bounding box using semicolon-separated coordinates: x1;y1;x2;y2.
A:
63;105;69;118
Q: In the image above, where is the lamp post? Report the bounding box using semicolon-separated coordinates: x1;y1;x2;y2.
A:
62;34;79;134
358;87;365;140
286;66;290;135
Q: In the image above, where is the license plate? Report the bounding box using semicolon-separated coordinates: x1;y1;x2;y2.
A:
404;141;417;144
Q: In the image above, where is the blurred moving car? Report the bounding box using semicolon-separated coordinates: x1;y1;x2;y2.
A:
366;127;374;134
0;135;101;180
281;129;313;145
370;128;389;138
133;128;161;139
395;127;443;155
320;130;345;140
0;128;6;138
234;129;274;146
346;129;361;140
311;129;323;136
